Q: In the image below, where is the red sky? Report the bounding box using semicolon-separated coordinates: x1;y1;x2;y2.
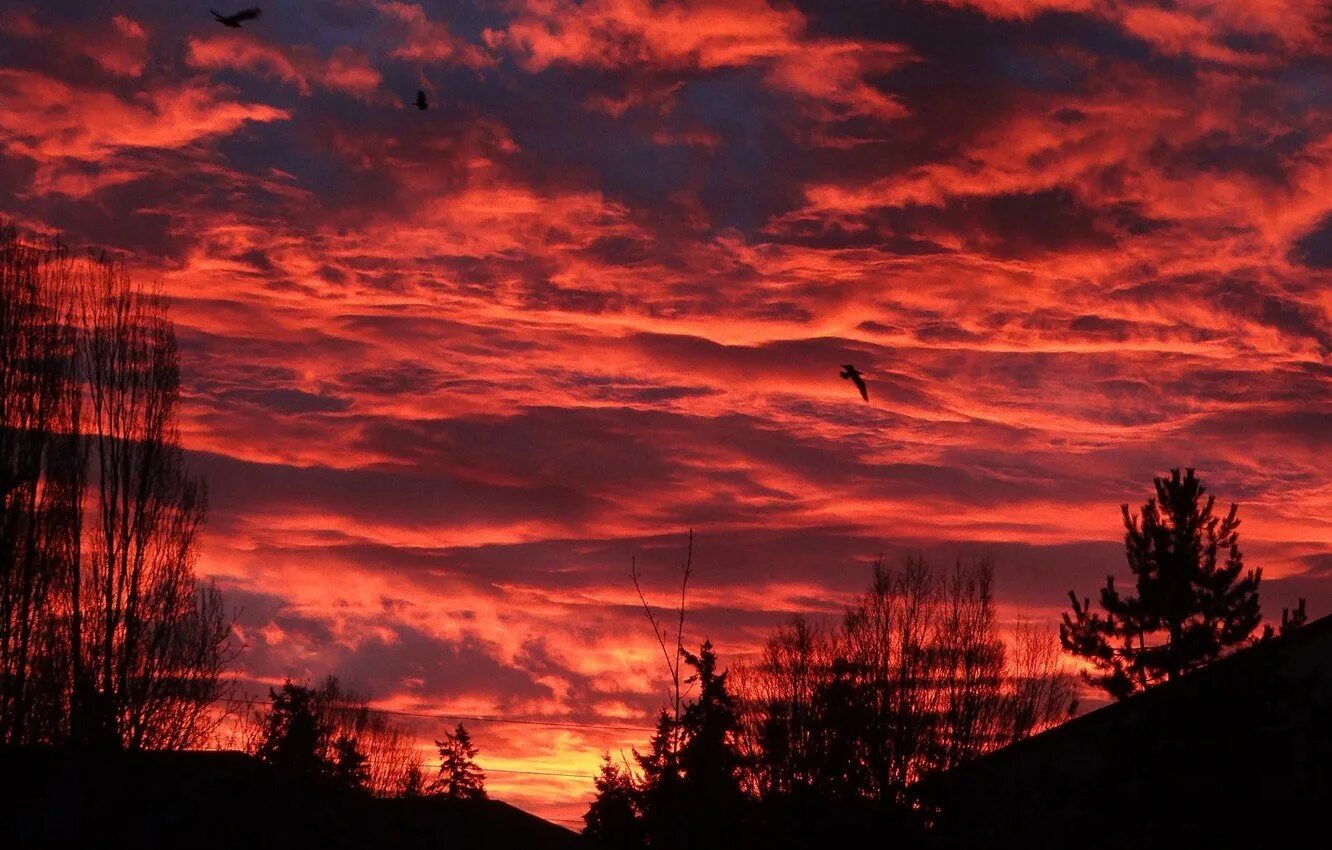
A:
4;0;1332;826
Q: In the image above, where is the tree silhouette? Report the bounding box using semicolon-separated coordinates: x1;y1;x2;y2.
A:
678;641;744;807
330;733;370;793
400;762;427;797
257;681;333;781
433;723;486;799
1061;468;1263;699
246;675;422;797
0;226;232;749
583;755;643;850
735;556;1075;805
632;709;682;847
634;641;747;850
598;542;1076;845
808;657;875;801
0;226;81;747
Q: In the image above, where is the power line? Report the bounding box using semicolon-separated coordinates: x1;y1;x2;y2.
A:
221;695;655;733
485;767;597;780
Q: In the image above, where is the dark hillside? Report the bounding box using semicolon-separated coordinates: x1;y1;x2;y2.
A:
0;748;580;850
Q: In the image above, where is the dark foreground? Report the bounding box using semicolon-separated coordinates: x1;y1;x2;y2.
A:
9;613;1332;850
0;748;579;850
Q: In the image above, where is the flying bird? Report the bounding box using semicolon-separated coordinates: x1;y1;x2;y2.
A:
413;89;429;111
840;364;868;402
211;6;262;27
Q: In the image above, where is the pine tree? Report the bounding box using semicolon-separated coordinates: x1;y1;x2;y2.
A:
433;723;486;799
584;754;643;849
257;682;333;781
634;709;683;849
401;762;426;797
678;641;744;809
1061;468;1263;698
330;733;369;793
637;641;747;850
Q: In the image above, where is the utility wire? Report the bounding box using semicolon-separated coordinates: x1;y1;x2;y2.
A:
485;767;597;780
221;695;655;733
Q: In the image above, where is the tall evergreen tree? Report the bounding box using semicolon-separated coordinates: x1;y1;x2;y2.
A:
400;762;426;797
808;657;875;801
257;681;333;781
678;641;744;809
584;754;643;850
1061;468;1263;698
330;733;369;793
637;641;747;850
634;709;683;849
433;723;486;799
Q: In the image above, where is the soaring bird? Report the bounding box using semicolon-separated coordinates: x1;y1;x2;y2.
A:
840;364;868;402
413;89;429;110
211;7;262;27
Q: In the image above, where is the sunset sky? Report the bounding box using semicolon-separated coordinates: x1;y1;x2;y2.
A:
4;0;1332;825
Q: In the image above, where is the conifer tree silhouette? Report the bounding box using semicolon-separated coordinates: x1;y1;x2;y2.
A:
633;709;682;848
257;681;333;781
330;733;370;792
635;641;746;850
401;762;426;797
1061;468;1263;698
678;641;745;808
584;755;643;850
433;723;486;799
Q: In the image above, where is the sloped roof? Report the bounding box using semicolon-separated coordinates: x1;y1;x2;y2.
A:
919;612;1332;791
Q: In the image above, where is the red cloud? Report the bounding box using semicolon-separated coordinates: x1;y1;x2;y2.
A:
0;69;287;163
491;0;910;120
374;1;495;68
2;10;151;77
187;34;385;99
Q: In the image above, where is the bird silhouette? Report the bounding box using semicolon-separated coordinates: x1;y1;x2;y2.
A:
211;7;262;27
413;90;429;110
840;364;868;402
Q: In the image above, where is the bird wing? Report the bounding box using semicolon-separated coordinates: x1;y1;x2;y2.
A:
853;375;868;401
236;7;262;21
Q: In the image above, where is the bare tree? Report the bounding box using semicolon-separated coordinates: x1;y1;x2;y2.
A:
74;256;232;748
630;530;694;757
1;226;233;750
737;555;1080;805
314;676;424;797
0;227;83;746
737;616;831;797
934;559;1006;772
1004;620;1078;742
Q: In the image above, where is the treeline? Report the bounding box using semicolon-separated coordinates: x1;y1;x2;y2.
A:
586;556;1077;849
237;676;486;800
738;557;1075;797
591;469;1306;848
0;225;232;750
